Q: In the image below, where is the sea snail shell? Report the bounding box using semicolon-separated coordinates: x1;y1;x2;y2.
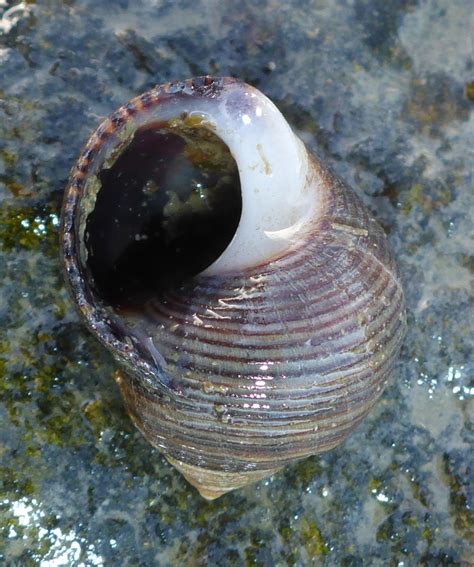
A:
61;76;406;500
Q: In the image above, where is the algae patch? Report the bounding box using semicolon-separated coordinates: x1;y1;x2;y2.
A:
0;206;60;256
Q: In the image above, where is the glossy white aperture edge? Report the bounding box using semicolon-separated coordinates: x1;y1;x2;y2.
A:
199;82;317;275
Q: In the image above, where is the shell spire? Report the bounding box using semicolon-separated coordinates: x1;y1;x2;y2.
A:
61;77;406;499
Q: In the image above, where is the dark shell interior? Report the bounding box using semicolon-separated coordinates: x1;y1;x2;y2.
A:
84;117;242;307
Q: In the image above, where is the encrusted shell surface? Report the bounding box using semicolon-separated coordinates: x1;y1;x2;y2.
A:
61;77;406;499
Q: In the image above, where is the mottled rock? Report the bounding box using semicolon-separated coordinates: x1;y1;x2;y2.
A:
0;0;472;565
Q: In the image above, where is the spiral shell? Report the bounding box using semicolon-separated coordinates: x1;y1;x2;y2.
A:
61;77;406;499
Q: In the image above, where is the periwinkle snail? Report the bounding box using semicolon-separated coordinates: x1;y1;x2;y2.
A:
61;76;406;499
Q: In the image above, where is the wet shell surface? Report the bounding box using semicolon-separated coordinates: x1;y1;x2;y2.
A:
61;76;406;499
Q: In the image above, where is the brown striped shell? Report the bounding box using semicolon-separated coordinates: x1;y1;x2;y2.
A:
61;77;406;499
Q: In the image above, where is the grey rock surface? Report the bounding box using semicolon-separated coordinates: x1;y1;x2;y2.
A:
0;0;472;565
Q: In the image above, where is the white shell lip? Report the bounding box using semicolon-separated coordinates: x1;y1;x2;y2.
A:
197;82;318;275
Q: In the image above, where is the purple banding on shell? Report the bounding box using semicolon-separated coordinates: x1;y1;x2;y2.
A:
61;77;406;499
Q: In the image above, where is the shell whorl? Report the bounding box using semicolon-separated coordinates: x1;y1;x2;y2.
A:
61;77;406;499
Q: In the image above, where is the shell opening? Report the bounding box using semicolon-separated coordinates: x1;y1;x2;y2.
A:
83;118;242;307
